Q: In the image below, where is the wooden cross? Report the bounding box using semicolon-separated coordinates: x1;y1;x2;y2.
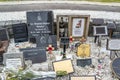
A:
46;45;54;54
80;37;86;43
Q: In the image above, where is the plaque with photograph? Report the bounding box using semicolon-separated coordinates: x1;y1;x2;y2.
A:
107;39;120;50
71;76;96;80
3;53;24;69
53;59;74;74
22;48;47;63
69;15;90;40
57;15;69;40
27;11;53;37
93;26;108;36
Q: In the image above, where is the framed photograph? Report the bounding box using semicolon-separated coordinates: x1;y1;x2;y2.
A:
53;59;74;74
69;15;90;40
57;15;69;40
107;39;120;50
93;26;108;36
70;76;96;80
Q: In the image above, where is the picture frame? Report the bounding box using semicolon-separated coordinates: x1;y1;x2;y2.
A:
107;39;120;50
57;15;69;41
69;15;90;40
93;26;108;36
70;75;96;80
52;59;74;74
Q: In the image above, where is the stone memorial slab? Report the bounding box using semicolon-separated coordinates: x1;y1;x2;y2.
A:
12;23;28;43
48;35;57;49
27;11;53;37
0;28;9;41
22;48;47;63
107;22;116;30
36;34;49;48
77;58;92;67
3;53;24;69
111;57;120;79
92;18;104;25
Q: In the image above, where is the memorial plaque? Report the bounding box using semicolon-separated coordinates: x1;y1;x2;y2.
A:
48;35;57;49
22;48;47;63
27;11;53;37
77;44;91;57
107;39;120;50
71;76;96;80
92;18;104;25
93;26;108;36
77;58;92;67
12;23;28;43
0;28;9;41
60;37;69;45
53;59;74;74
107;22;116;30
111;57;120;78
36;34;49;48
3;53;24;69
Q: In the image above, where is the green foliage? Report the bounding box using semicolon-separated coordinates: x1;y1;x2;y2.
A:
6;69;35;80
56;71;67;77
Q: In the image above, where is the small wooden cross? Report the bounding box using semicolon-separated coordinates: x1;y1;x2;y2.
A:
46;44;54;54
80;37;86;43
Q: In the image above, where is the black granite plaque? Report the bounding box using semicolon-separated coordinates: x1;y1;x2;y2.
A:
77;58;92;67
94;26;108;36
12;23;28;43
111;57;120;78
60;37;69;45
92;18;104;25
36;34;49;48
48;35;57;49
22;48;46;63
0;28;9;41
96;27;105;34
27;11;53;37
107;22;116;30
